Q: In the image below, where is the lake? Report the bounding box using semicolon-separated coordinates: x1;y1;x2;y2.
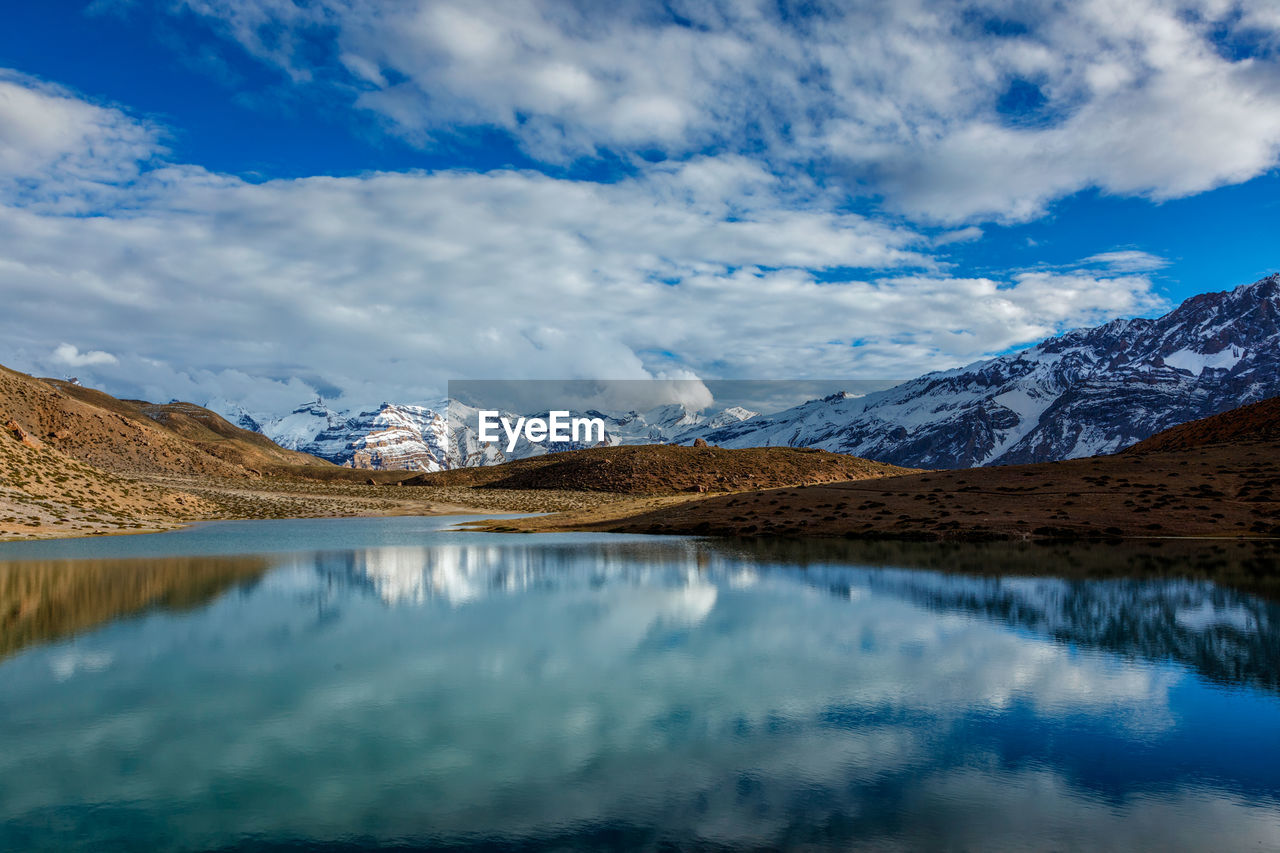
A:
1;516;1278;851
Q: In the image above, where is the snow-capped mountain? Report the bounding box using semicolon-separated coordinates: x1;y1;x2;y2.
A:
244;401;453;471
215;398;758;471
692;274;1280;468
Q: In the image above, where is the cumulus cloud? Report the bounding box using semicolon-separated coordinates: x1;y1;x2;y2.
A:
0;70;1167;413
0;70;159;210
50;343;119;368
141;0;1280;223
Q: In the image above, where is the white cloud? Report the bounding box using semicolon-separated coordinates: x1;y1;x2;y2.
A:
149;0;1280;223
933;226;984;247
51;343;119;368
0;71;1167;413
0;70;158;210
1083;250;1171;273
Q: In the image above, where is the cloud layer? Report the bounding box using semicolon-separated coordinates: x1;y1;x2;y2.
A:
0;66;1178;410
29;0;1280;409
150;0;1280;223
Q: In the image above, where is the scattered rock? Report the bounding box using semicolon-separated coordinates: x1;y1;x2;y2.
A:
5;419;41;449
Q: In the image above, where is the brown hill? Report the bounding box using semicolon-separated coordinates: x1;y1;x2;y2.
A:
0;366;329;478
1;413;220;538
1125;396;1280;453
486;430;1280;541
405;443;916;495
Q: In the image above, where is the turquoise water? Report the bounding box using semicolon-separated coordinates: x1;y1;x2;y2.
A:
1;517;1278;851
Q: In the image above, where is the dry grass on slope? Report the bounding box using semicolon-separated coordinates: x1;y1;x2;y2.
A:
404;443;917;495
539;442;1280;541
0;421;217;540
44;379;329;474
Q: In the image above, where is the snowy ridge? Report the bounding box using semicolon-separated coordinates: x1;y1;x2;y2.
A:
691;274;1280;468
213;398;758;471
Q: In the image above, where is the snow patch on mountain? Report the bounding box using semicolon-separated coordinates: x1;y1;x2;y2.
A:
1163;346;1244;376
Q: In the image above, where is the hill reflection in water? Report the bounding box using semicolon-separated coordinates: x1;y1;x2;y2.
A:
0;553;270;660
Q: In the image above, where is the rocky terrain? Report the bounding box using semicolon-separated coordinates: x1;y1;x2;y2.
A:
4;356;1278;548
1124;395;1280;453
1;367;327;479
243;401;454;471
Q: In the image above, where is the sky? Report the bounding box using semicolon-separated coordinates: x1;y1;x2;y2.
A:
1;0;1279;415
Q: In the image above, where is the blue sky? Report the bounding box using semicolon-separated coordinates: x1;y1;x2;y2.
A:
1;0;1278;412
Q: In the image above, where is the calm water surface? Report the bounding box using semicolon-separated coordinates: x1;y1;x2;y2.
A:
1;516;1278;851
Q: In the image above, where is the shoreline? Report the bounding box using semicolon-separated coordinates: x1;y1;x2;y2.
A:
9;505;1278;547
0;473;581;544
0;503;510;545
5;438;1279;549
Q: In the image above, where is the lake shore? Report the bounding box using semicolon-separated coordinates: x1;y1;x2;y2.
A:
0;475;626;543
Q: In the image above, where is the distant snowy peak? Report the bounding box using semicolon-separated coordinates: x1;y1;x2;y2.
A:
595;402;759;445
205;397;268;433
697;274;1280;468
224;397;759;471
338;403;451;472
701;405;758;431
262;400;345;452
233;401;450;472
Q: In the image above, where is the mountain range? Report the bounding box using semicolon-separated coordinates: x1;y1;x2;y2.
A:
213;274;1280;471
695;274;1280;468
214;398;760;472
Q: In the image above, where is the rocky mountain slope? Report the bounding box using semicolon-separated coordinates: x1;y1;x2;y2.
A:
0;364;550;541
0;363;351;539
693;274;1280;468
251;401;452;472
0;366;328;479
0;411;218;539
